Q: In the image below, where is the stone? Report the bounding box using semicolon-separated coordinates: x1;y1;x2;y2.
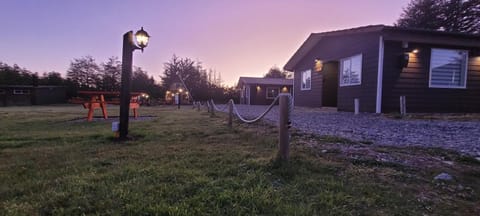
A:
321;149;328;153
475;157;480;162
443;161;454;166
434;172;453;181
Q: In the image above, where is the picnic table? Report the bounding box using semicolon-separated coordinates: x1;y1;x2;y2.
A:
70;91;143;121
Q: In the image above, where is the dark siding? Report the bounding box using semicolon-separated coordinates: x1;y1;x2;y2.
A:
250;84;292;105
382;41;480;112
34;87;67;105
4;88;32;106
293;69;323;107
0;86;67;106
293;32;380;112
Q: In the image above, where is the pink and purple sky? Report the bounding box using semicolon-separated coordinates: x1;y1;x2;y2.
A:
0;0;410;86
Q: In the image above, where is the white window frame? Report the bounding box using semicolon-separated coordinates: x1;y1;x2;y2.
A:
339;54;363;87
300;69;311;90
429;48;468;89
13;89;30;95
266;87;280;99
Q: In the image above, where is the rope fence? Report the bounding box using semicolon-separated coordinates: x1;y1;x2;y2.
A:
204;93;293;161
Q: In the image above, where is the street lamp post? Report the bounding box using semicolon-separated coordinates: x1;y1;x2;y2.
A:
119;27;150;140
177;88;183;109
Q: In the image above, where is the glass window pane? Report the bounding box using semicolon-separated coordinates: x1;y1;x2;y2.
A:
340;54;362;86
301;70;311;90
430;49;467;88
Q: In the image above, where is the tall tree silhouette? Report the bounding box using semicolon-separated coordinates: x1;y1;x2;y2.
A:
66;56;100;89
396;0;480;34
100;56;121;91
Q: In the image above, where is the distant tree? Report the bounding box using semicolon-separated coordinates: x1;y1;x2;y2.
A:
39;72;64;86
440;0;480;34
396;0;443;30
264;66;289;78
207;69;223;86
130;67;164;99
132;67;153;91
396;0;480;34
66;56;100;89
161;55;211;101
0;62;36;85
222;86;240;103
100;56;121;91
160;55;236;102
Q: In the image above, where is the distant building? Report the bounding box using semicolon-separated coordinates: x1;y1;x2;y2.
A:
237;77;293;105
0;85;67;106
284;25;480;113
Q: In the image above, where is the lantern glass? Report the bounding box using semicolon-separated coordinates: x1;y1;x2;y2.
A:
135;27;150;48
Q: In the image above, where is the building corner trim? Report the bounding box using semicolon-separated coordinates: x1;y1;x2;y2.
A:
376;36;384;113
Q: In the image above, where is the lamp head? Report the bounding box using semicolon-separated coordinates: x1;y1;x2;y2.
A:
135;27;150;50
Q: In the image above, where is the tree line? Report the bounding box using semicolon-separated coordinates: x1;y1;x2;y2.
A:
0;55;239;103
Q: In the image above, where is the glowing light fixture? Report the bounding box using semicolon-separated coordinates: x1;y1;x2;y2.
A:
314;59;323;72
135;27;150;51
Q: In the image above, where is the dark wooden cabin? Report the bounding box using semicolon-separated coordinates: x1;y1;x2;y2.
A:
284;25;480;113
0;85;67;106
237;77;293;105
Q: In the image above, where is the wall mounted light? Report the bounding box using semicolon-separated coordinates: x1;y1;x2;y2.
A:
256;85;261;91
314;59;323;72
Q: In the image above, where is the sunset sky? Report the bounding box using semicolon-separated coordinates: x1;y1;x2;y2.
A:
0;0;410;86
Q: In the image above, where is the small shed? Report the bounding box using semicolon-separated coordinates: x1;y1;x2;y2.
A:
237;77;293;105
0;85;67;106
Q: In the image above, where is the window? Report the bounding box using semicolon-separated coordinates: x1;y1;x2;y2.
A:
301;70;311;90
13;89;30;95
429;48;468;88
266;87;279;99
340;54;362;86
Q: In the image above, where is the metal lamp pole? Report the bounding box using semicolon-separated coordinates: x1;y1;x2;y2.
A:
178;88;183;109
119;27;150;140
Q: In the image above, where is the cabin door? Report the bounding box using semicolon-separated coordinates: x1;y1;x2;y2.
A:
322;62;339;107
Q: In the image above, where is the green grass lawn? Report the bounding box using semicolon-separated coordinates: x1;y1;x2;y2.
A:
1;105;479;215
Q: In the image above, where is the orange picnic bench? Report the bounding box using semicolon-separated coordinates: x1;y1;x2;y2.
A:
69;91;143;121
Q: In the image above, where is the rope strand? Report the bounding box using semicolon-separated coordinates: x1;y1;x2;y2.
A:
209;96;280;124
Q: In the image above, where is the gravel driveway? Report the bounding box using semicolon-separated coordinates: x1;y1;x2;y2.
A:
222;104;480;156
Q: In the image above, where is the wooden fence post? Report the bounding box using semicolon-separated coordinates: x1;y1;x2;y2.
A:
210;99;215;117
354;98;360;115
228;100;233;128
400;96;406;116
278;94;290;161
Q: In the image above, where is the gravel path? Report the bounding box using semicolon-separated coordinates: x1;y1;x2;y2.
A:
221;104;480;156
